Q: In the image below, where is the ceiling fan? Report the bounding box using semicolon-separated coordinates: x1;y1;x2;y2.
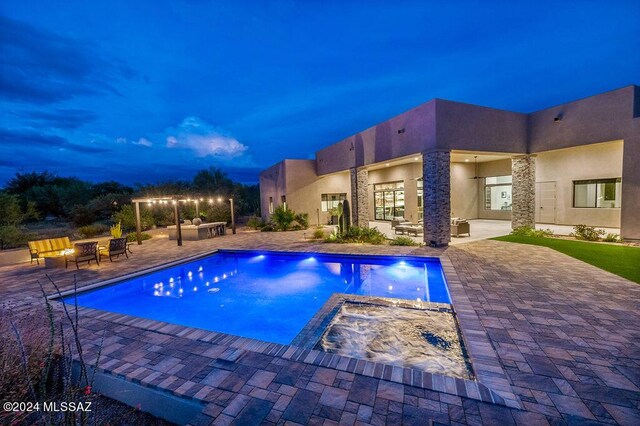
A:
469;156;480;179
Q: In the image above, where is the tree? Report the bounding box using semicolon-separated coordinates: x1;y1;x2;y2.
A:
192;167;233;193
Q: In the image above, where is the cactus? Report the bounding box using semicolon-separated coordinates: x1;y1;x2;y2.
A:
110;221;123;238
342;199;351;233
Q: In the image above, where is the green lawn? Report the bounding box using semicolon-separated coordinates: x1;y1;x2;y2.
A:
491;235;640;284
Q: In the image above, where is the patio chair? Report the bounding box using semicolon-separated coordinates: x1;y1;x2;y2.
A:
99;237;129;262
65;241;99;270
391;217;410;228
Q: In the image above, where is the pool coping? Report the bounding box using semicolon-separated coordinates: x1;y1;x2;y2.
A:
51;248;521;411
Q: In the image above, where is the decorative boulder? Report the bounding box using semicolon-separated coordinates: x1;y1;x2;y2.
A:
192;217;202;226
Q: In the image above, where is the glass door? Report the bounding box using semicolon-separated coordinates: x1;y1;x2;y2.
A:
374;182;405;220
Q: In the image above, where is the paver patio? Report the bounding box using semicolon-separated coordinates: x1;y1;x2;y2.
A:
1;229;638;425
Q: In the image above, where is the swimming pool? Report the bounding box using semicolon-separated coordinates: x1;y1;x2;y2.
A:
64;250;450;344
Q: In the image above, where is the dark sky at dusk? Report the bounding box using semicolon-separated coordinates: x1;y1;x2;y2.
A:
1;1;639;186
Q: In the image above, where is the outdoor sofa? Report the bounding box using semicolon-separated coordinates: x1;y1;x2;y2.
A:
28;237;73;264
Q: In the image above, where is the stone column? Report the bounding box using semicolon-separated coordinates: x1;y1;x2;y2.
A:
350;167;369;228
423;150;451;247
511;155;536;229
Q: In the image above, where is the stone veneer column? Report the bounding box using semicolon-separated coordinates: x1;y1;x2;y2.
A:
350;167;369;228
423;150;451;247
511;155;536;229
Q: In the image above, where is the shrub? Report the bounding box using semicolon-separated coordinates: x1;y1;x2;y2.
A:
77;223;110;238
603;233;620;243
126;232;152;242
0;193;24;226
246;216;265;229
294;212;309;229
326;226;387;245
572;224;605;241
390;236;420;246
510;226;553;238
0;225;29;249
312;227;325;239
110;221;123;238
112;204;154;231
261;224;275;232
271;205;296;230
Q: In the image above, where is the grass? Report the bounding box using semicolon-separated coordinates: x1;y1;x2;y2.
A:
491;235;640;284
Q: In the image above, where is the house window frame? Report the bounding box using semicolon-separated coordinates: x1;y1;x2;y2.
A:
269;197;274;214
321;193;347;212
484;175;513;211
373;181;405;220
573;178;621;208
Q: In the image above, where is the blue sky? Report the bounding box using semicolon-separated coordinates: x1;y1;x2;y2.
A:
1;1;639;185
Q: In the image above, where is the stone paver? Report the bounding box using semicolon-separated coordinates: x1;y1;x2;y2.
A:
1;229;638;425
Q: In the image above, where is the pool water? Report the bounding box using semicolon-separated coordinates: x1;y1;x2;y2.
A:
65;250;450;344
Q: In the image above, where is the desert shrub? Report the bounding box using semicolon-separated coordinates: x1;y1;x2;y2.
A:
0;225;29;249
112;204;154;231
510;226;553;238
246;216;265;229
271;205;296;230
294;213;309;229
110;221;123;238
71;204;96;226
326;226;386;245
261;224;275;232
203;203;231;224
572;224;605;241
126;232;152;242
603;233;620;243
312;227;325;239
77;223;110;238
390;236;420;246
0;193;24;226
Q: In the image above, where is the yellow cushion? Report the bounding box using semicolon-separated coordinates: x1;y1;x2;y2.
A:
28;239;53;255
50;237;72;251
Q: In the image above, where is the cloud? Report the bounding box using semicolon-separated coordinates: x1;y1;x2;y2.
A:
165;117;247;158
0;128;110;154
0;16;135;104
133;137;152;147
11;108;97;129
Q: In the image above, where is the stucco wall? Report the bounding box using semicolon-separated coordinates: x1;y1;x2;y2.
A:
436;100;528;154
536;141;623;228
529;86;635;152
316;102;437;175
450;163;478;220
259;162;287;220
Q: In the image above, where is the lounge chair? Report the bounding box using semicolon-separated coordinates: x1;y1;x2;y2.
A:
391;216;410;228
65;241;99;269
99;237;128;262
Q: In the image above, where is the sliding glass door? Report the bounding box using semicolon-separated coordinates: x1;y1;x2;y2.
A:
374;182;405;220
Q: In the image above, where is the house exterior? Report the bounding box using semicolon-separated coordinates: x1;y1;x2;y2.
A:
260;85;640;245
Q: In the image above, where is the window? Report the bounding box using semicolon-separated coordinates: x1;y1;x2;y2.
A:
484;175;512;211
321;193;346;212
269;197;274;214
573;178;621;208
281;195;287;210
374;181;405;220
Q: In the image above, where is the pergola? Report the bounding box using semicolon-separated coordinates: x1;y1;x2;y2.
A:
131;195;236;246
